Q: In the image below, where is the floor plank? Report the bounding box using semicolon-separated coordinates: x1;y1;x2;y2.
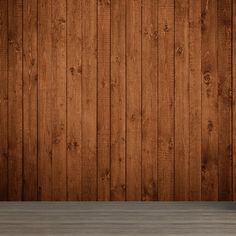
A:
0;203;236;235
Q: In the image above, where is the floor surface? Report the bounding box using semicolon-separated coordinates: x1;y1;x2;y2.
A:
0;202;236;235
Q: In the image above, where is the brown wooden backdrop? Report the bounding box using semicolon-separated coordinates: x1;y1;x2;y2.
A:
0;0;236;201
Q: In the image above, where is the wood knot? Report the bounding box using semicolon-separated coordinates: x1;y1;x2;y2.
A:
201;11;207;32
115;56;121;64
203;73;211;85
131;113;136;121
31;58;35;66
201;166;206;173
2;152;8;159
168;138;174;150
34;74;38;81
8;38;21;52
67;141;79;150
150;31;158;40
207;120;213;132
70;67;75;75
57;17;66;24
98;0;110;6
121;184;126;191
176;47;183;56
163;24;169;32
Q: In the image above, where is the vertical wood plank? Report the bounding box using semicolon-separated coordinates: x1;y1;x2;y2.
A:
158;0;175;201
0;0;8;200
233;0;236;201
8;0;23;201
81;0;97;201
110;0;126;201
142;0;158;201
51;0;67;201
174;0;190;200
126;0;142;201
189;0;201;200
217;0;232;201
38;0;53;200
67;0;82;201
97;0;111;201
201;0;218;200
23;0;38;201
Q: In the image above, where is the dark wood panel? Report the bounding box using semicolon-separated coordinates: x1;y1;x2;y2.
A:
233;0;236;201
110;0;126;201
217;0;232;201
126;0;142;201
189;0;201;201
81;0;97;201
142;0;158;201
38;0;53;200
157;0;174;201
97;0;111;201
67;0;82;201
51;0;67;201
23;0;38;201
0;0;8;201
174;0;190;200
8;0;23;201
0;0;235;201
201;0;218;201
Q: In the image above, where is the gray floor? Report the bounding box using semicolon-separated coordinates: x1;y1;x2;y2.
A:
0;202;236;235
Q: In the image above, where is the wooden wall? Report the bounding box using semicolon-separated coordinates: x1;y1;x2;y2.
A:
0;0;236;201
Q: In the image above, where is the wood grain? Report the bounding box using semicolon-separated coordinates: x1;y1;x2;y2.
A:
189;0;201;201
23;0;38;201
81;0;97;201
8;0;23;201
67;0;82;201
233;0;236;201
51;0;67;201
126;0;142;201
110;0;126;201
0;0;235;201
174;0;190;200
0;0;8;201
97;0;111;201
142;0;158;201
217;0;232;201
38;0;53;200
201;0;218;201
157;0;174;201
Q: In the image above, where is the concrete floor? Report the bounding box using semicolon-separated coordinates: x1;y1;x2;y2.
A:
0;202;235;235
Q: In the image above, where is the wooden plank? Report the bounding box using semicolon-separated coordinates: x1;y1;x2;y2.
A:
217;0;232;201
233;0;236;201
23;0;38;201
97;0;111;201
110;0;126;201
142;0;158;201
81;0;97;201
8;0;23;201
174;0;190;200
0;0;8;200
201;0;218;200
51;0;67;201
38;0;53;200
67;0;82;201
189;0;201;200
157;0;174;201
126;0;142;201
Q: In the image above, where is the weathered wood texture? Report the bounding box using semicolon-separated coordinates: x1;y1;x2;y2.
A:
0;0;235;201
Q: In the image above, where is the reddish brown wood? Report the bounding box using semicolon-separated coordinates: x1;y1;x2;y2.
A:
0;0;235;201
0;0;8;200
8;0;23;201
